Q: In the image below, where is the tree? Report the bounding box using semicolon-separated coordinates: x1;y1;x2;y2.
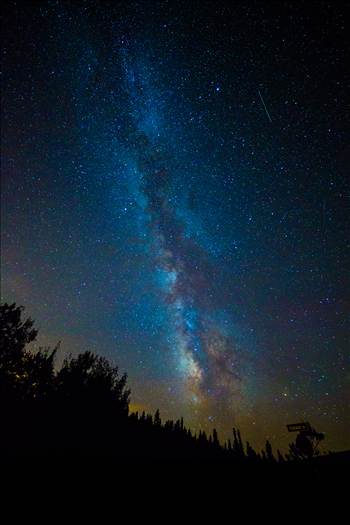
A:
246;441;258;461
154;409;161;426
1;302;275;463
212;428;220;448
232;427;245;458
56;351;130;414
277;449;285;463
265;439;275;463
0;302;37;368
0;302;55;401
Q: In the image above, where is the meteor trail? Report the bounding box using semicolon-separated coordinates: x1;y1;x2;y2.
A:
258;89;272;123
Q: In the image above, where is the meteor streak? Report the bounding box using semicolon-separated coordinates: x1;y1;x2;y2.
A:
258;89;272;123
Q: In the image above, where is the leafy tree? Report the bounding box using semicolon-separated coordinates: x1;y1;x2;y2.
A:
0;302;37;368
0;302;55;401
56;351;130;414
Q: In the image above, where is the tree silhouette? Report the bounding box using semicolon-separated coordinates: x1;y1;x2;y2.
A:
1;301;336;469
0;302;56;401
265;440;275;463
0;302;37;359
56;351;130;413
154;409;161;426
212;428;220;448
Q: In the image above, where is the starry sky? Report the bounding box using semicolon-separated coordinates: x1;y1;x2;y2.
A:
2;0;349;452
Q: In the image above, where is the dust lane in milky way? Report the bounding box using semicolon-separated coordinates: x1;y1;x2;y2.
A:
120;48;243;418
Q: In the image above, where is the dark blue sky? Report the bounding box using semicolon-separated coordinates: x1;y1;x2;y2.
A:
2;0;349;451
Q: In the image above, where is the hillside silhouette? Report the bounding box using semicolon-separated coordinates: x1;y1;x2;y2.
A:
1;302;348;475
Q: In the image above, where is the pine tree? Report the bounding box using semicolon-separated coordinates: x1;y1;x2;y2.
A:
154;409;161;426
213;428;220;448
265;439;275;463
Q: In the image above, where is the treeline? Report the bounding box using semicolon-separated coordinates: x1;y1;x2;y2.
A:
0;302;291;464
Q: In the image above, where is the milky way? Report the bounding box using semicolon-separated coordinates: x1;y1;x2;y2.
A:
120;49;242;413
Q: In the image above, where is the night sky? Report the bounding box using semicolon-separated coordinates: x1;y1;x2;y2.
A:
2;1;349;452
